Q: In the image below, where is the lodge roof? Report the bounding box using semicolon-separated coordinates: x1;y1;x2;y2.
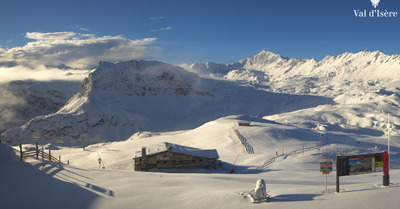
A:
135;142;219;159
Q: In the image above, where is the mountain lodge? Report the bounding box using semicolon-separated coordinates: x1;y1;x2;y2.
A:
133;142;219;171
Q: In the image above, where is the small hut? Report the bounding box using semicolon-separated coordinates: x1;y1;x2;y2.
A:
133;142;219;171
238;121;251;126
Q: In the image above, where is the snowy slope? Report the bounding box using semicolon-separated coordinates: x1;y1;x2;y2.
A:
2;115;400;209
1;60;332;146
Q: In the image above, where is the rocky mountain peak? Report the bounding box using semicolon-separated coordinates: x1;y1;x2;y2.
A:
79;60;200;97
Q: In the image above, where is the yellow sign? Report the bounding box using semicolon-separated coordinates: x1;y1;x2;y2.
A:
375;161;383;167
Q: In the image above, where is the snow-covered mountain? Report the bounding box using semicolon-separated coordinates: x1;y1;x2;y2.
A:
190;50;400;94
3;50;400;146
2;60;331;145
189;50;400;134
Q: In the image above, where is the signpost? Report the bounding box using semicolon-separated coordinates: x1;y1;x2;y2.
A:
320;157;333;193
32;132;41;159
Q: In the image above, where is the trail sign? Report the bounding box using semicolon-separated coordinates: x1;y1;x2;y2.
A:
320;157;333;173
320;157;332;193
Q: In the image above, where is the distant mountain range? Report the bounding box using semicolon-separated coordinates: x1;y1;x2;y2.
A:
1;59;331;145
2;50;400;146
189;50;400;95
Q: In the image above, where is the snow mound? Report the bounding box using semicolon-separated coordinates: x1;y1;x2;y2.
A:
0;143;18;163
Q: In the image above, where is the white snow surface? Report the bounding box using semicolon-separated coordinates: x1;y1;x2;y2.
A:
1;115;400;209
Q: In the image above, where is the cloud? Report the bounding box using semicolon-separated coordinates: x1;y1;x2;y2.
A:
0;32;158;70
26;32;76;40
0;65;91;84
151;26;174;32
150;16;164;20
79;27;90;32
0;88;26;131
161;27;173;31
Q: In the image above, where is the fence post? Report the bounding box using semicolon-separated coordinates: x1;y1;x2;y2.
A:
59;155;61;163
19;142;23;162
42;146;44;163
49;148;51;161
36;141;39;159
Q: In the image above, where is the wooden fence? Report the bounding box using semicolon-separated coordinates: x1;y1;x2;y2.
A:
19;142;63;164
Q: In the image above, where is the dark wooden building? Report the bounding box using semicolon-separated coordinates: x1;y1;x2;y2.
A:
134;142;219;171
238;121;251;126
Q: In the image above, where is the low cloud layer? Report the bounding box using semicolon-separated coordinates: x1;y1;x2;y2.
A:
0;88;26;131
0;32;158;82
0;65;91;84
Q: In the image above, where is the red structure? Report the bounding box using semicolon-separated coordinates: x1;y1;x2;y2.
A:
383;151;390;186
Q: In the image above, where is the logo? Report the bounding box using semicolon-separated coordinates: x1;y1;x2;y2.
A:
370;0;380;8
353;0;398;18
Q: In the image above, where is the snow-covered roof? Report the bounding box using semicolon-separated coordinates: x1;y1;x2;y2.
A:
135;142;219;159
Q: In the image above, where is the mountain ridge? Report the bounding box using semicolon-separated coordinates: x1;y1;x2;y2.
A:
189;50;400;94
2;59;332;146
2;49;400;146
191;50;400;74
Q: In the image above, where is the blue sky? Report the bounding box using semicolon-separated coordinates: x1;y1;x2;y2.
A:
1;0;400;65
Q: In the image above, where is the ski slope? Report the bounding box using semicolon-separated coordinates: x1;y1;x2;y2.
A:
2;115;400;209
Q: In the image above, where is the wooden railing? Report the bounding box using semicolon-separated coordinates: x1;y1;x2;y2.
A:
19;142;62;164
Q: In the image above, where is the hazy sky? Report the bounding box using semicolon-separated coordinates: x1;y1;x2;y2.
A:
1;0;400;66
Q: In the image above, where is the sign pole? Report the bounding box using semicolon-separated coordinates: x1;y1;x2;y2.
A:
387;113;390;170
336;156;340;193
325;173;328;193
